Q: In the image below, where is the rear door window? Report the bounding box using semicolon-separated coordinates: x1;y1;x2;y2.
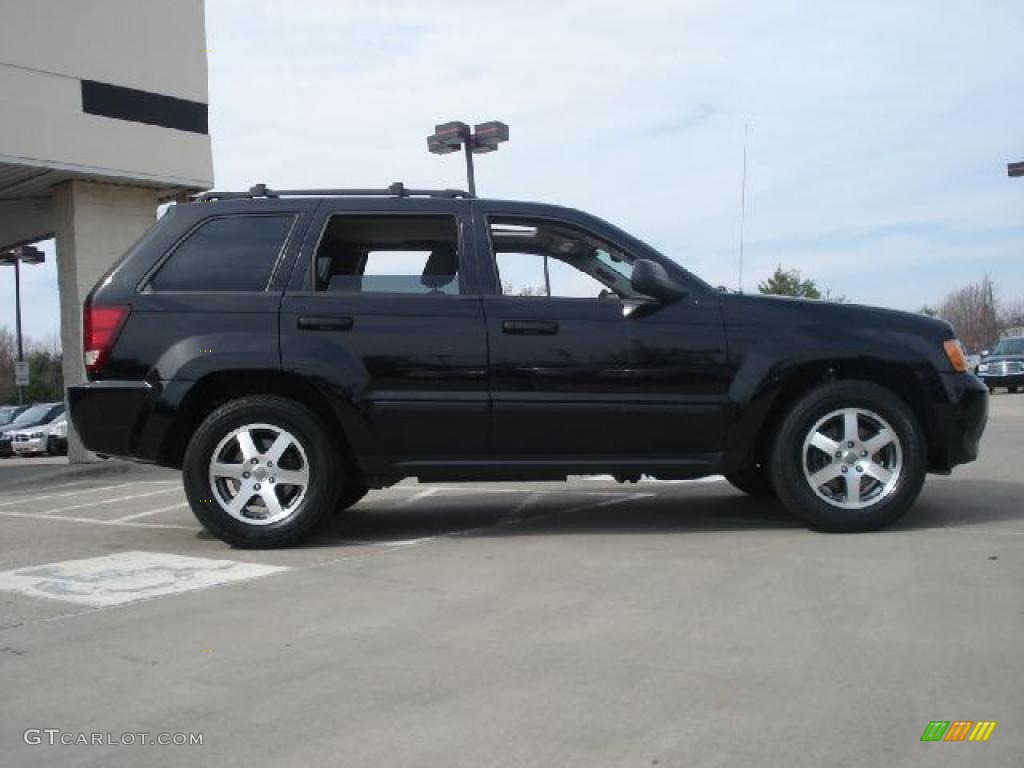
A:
313;215;461;295
149;215;295;292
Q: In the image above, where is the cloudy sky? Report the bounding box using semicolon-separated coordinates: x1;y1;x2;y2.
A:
6;0;1024;341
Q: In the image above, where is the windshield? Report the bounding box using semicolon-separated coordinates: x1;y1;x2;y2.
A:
991;339;1024;356
0;409;21;427
4;404;59;430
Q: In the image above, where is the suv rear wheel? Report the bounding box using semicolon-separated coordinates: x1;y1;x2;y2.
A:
183;396;342;547
770;381;926;532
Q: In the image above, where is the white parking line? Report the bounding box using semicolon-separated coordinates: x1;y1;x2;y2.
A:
0;508;198;531
498;492;540;526
386;485;670;497
394;488;440;507
553;492;655;517
0;480;178;508
37;487;182;516
0;480;94;496
582;474;726;484
110;502;190;523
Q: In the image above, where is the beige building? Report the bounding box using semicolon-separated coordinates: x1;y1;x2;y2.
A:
0;0;213;460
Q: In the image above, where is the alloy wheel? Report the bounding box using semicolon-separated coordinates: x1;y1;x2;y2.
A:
208;423;310;525
801;407;902;510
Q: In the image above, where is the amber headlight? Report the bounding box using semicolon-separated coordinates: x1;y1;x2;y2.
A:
943;339;968;372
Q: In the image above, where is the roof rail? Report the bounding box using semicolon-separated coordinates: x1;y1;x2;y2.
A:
194;182;474;202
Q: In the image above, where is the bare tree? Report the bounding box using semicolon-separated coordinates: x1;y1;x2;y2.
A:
934;276;999;353
1000;297;1024;335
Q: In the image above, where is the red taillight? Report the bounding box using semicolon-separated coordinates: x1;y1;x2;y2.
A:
83;304;129;376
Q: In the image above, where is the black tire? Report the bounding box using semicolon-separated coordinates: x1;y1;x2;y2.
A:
769;380;927;532
725;465;775;497
336;480;369;512
183;396;342;548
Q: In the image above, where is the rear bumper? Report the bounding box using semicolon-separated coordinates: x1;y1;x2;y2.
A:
927;373;988;471
68;379;189;464
68;380;158;461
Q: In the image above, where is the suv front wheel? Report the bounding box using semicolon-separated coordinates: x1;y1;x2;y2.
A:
183;396;342;547
770;381;927;532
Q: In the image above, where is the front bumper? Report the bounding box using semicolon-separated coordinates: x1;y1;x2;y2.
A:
12;436;47;455
927;373;988;471
977;372;1024;388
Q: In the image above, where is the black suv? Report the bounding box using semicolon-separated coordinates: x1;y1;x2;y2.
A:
977;336;1024;393
68;184;988;547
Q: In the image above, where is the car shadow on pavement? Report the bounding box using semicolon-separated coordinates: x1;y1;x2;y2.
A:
311;488;802;545
304;477;1024;547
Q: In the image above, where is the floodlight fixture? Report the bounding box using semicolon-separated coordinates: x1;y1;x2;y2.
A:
426;119;509;195
0;244;45;265
471;121;509;154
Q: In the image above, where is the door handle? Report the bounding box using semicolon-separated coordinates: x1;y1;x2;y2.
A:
297;315;354;331
502;319;559;335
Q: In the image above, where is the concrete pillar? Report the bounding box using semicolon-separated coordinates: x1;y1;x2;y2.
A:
53;181;159;463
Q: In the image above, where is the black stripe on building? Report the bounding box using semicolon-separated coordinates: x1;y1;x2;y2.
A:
81;80;208;134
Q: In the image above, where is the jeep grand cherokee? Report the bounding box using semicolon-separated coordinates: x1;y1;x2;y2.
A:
68;183;988;547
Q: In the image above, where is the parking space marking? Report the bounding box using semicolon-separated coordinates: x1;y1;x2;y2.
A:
0;508;198;531
386;485;670;497
0;480;178;508
36;487;182;516
0;551;288;607
553;491;655;518
109;502;190;523
394;488;440;507
0;480;94;496
497;492;541;526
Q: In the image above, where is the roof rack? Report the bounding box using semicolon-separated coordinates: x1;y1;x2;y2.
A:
194;182;474;202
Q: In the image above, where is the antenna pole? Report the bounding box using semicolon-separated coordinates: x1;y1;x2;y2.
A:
738;122;748;292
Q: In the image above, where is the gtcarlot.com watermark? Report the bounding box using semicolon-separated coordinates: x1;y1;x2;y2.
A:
24;729;203;747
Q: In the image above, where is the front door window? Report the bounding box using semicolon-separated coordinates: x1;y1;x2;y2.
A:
489;218;641;300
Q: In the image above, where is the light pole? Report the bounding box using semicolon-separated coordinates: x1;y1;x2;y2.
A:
0;245;45;404
427;121;509;195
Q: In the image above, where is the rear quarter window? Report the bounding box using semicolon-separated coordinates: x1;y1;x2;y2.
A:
148;215;295;292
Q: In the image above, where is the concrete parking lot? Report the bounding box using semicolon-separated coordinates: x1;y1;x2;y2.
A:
0;394;1021;767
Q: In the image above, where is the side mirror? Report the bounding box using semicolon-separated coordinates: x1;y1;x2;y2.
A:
632;259;687;303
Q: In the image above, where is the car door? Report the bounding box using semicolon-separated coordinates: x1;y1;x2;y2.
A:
280;199;489;468
473;201;730;462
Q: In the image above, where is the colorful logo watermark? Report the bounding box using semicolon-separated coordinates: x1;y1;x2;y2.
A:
920;721;997;742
